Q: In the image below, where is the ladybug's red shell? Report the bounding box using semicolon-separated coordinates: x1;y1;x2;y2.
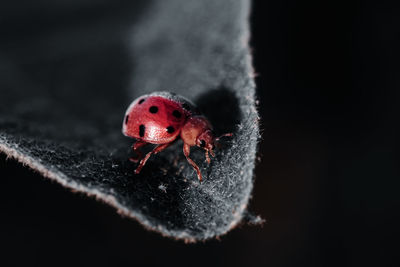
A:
122;92;197;144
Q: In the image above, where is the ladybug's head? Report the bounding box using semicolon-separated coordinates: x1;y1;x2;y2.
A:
196;130;233;163
181;116;232;164
196;129;215;155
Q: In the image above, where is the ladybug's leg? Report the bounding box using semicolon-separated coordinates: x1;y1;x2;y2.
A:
183;144;202;182
134;143;171;174
129;140;147;163
205;150;211;164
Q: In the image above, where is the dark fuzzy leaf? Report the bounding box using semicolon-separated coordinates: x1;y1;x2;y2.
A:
0;0;259;241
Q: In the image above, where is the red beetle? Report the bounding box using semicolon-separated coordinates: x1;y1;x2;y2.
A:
122;92;232;182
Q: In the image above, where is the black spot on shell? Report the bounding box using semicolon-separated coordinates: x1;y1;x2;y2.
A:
139;98;145;104
125;115;129;124
172;110;181;118
166;126;175;134
139;125;145;137
149;106;158;113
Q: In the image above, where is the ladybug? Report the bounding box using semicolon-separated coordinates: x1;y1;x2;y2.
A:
122;91;232;182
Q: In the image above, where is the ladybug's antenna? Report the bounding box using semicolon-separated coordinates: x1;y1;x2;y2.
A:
215;133;233;142
210;149;215;157
214;133;233;149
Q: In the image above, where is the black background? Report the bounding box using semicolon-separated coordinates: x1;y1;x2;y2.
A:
1;0;399;266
